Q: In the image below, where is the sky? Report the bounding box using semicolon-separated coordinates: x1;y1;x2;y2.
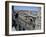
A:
13;6;41;12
